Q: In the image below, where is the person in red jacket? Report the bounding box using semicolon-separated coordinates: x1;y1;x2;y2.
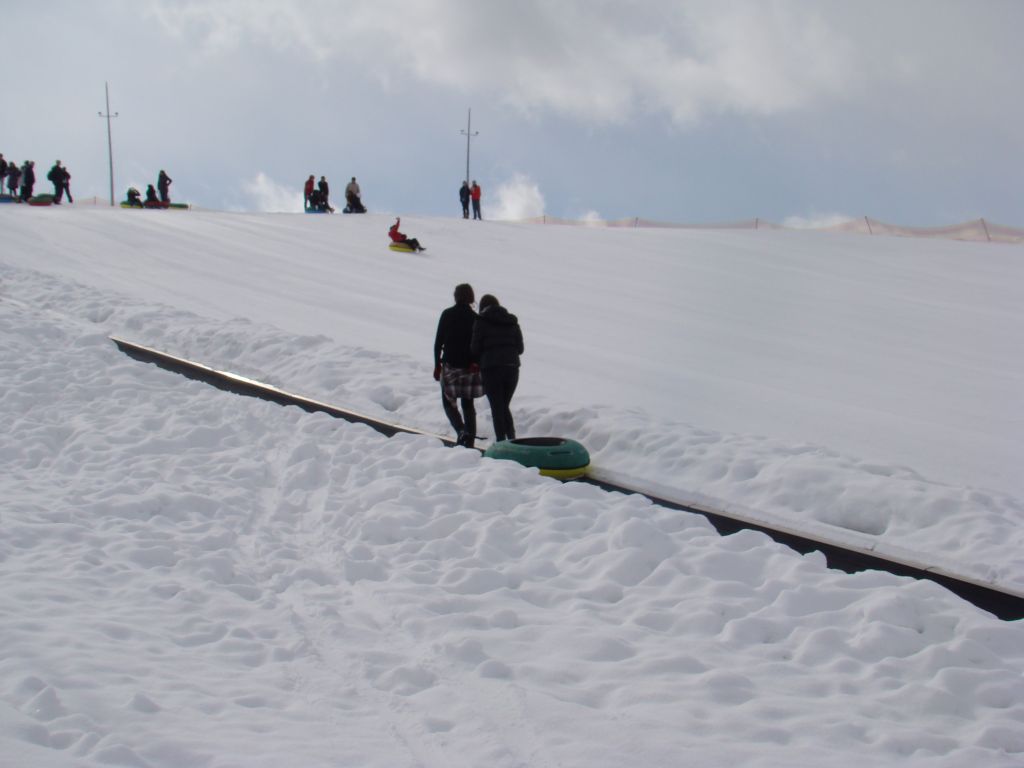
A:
470;180;482;220
388;217;425;251
303;175;315;211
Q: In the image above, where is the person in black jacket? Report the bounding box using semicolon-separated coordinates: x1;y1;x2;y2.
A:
157;170;172;203
63;167;73;203
6;162;21;198
19;161;35;202
434;283;483;447
47;161;67;203
459;181;470;219
318;176;335;212
470;294;524;443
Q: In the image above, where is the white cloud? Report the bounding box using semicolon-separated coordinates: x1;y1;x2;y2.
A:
149;0;335;61
579;211;604;226
145;0;860;125
244;172;303;213
491;174;545;221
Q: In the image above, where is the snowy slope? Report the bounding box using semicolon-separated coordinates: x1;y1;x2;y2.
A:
3;205;1022;588
0;263;1022;767
2;205;1024;767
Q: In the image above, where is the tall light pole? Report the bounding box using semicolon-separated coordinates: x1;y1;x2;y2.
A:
460;108;478;185
98;82;119;206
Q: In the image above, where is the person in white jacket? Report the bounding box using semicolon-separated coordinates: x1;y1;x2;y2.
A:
344;177;365;213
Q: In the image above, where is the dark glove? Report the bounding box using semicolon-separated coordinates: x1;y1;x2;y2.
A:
433;364;442;381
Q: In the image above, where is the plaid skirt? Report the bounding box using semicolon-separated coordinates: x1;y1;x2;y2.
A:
442;363;484;402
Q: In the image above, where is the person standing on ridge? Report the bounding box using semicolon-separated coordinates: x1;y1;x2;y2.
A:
63;165;73;203
304;174;315;210
47;161;67;203
0;154;7;194
459;181;470;219
434;283;483;447
470;180;482;220
6;161;21;198
157;170;172;204
19;161;36;202
318;176;334;212
471;294;523;442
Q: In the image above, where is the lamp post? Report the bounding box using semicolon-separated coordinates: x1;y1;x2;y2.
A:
98;82;119;206
460;108;478;185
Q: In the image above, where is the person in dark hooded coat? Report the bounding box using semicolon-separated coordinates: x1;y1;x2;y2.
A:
47;161;67;203
6;162;21;198
157;170;172;203
19;161;36;202
470;294;524;442
318;176;335;212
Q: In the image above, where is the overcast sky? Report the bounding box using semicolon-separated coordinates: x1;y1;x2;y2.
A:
5;1;1022;225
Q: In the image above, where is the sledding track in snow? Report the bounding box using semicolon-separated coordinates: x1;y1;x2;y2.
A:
110;336;1024;621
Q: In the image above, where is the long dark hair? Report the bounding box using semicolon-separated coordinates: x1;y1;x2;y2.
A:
478;294;499;311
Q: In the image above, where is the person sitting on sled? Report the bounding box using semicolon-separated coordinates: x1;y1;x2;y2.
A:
125;187;143;207
144;184;161;206
388;217;425;251
308;188;327;212
345;177;366;213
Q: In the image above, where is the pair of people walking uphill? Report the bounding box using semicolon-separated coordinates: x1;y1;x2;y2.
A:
433;284;523;448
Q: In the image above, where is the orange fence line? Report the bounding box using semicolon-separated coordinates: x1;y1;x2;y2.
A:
517;215;1024;244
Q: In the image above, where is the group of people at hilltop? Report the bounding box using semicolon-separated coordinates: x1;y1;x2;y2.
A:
459;180;482;220
1;155;74;204
6;151;485;220
1;156;36;201
124;170;174;208
301;174;482;219
2;153;177;209
304;175;365;214
433;283;523;448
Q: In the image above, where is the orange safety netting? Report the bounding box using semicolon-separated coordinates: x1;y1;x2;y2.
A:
519;215;1024;244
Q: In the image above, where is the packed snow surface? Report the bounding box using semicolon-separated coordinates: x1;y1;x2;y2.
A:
1;205;1023;767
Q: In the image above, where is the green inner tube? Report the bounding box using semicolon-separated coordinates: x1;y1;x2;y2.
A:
484;437;590;472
